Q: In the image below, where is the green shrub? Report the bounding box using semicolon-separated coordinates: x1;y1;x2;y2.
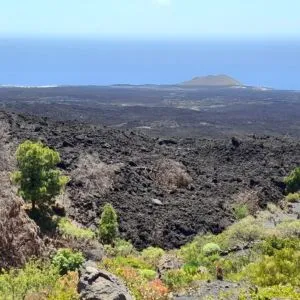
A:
0;260;59;299
202;243;221;256
285;192;300;202
104;239;135;257
162;269;194;289
276;220;300;238
284;167;300;193
232;204;249;220
242;248;300;286
52;248;85;275
58;217;96;240
258;236;300;256
182;262;200;275
179;234;214;265
221;253;255;277
249;285;300;300
99;203;118;244
48;271;79;300
138;269;157;280
215;216;265;249
12;140;69;210
141;247;165;267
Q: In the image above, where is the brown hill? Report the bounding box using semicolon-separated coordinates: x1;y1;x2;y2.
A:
181;74;242;86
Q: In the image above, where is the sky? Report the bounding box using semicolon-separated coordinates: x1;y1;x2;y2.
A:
0;0;300;39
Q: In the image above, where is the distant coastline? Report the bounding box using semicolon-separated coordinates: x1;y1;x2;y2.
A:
0;38;299;90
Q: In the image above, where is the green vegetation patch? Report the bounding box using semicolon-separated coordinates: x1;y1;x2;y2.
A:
285;192;300;202
232;203;249;220
0;260;79;300
52;248;85;275
57;217;96;240
284;167;300;193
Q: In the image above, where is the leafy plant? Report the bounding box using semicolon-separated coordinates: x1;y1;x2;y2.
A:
276;220;300;238
141;247;165;267
202;243;221;256
58;217;96;241
104;238;135;257
140;279;169;300
48;271;79;300
249;285;300;300
232;203;249;220
0;260;59;299
138;269;157;280
52;248;85;275
285;192;300;203
99;203;118;244
284;167;300;193
242;248;300;286
12;140;69;209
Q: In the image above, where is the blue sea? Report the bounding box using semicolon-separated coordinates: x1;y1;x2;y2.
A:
0;38;300;90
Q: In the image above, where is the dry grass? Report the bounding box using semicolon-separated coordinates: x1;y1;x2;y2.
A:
152;158;192;190
72;154;122;197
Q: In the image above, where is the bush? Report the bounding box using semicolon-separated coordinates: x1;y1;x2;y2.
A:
139;279;169;300
232;203;249;220
202;243;221;256
249;285;300;300
242;248;300;286
162;269;194;289
0;260;59;299
52;248;85;275
152;159;192;190
99;203;118;244
57;217;96;241
101;257;153;299
138;269;157;280
276;220;300;238
141;247;165;267
12;141;69;209
284;167;300;193
104;238;135;257
47;271;79;300
215;216;265;249
285;192;300;203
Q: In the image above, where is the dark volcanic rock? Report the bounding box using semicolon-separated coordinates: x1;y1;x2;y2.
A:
78;261;133;300
174;280;250;300
2;110;300;249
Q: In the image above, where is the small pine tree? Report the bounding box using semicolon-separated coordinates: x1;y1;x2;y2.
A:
12;140;69;210
99;203;118;244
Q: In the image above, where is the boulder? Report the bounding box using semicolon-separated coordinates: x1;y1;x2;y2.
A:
78;261;133;300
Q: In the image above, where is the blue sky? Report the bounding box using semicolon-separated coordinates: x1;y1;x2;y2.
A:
0;0;299;39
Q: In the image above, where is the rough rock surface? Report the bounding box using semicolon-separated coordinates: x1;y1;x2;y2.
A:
174;280;250;300
157;254;183;277
2;110;300;249
0;173;44;269
78;261;133;300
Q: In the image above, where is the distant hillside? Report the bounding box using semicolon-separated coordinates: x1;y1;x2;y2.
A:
181;74;242;87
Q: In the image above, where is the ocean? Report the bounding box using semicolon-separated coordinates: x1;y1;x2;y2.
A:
0;38;299;90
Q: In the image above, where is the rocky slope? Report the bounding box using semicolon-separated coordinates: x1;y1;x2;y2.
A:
1;110;300;249
0;173;44;269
